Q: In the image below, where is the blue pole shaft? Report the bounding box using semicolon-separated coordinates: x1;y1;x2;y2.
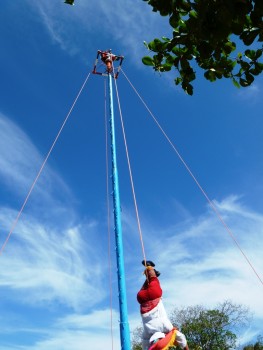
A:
108;73;131;350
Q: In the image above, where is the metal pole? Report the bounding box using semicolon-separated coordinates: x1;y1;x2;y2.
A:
108;73;131;350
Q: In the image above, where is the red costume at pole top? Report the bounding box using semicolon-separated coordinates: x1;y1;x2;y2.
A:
92;50;124;79
137;261;189;350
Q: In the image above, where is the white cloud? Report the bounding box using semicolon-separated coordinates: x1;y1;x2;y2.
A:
120;195;263;337
0;113;106;310
25;0;169;65
138;196;263;342
0;114;262;347
0;113;44;194
0;113;72;209
0;114;120;350
0;309;122;350
1;191;262;348
26;330;120;350
0;210;105;310
56;309;119;330
30;309;122;350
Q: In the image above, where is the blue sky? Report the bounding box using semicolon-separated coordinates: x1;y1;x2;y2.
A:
0;1;263;349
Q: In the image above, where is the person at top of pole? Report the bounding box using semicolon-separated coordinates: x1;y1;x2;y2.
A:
100;49;119;73
93;50;124;79
137;260;190;350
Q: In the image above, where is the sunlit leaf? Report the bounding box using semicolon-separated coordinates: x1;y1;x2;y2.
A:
142;56;154;66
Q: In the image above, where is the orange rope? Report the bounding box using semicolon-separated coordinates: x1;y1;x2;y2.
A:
113;75;147;267
0;72;91;256
104;78;115;350
121;68;263;288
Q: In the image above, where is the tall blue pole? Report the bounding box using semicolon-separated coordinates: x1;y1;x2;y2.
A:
108;73;131;350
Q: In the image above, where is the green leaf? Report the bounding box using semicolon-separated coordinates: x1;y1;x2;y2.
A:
175;77;182;85
250;62;263;75
143;41;149;49
169;13;180;28
232;78;240;88
239;78;250;87
215;71;223;79
147;40;156;51
223;41;236;55
204;69;217;82
64;0;74;5
171;46;182;55
180;1;191;12
180;58;190;70
142;56;154;66
153;38;164;51
255;49;263;59
161;64;172;71
255;62;263;70
245;72;254;84
189;10;197;19
166;54;175;65
249;68;260;75
153;53;163;66
245;49;256;60
241;29;260;46
182;81;193;95
240;60;250;70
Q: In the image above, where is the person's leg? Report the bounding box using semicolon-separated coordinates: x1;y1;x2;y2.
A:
156;299;173;333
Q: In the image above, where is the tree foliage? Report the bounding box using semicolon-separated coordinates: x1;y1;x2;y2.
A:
170;300;250;349
243;336;263;350
132;300;251;350
132;326;144;350
142;0;263;94
64;0;75;5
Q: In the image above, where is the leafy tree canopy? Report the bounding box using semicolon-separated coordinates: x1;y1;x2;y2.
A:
170;300;250;350
142;0;263;94
243;336;263;350
132;300;251;350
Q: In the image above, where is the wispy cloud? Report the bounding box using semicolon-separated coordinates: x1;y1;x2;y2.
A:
135;195;263;342
0;114;262;348
0;113;106;310
0;113;118;348
1;192;262;348
0;219;105;310
0;113;46;195
26;0;169;65
151;196;263;308
0;113;72;210
0;309;121;350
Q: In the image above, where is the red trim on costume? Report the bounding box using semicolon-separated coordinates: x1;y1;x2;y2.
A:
137;277;162;313
140;297;161;314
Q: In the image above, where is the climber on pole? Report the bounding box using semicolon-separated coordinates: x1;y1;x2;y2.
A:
100;50;117;73
137;260;189;350
92;49;124;79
